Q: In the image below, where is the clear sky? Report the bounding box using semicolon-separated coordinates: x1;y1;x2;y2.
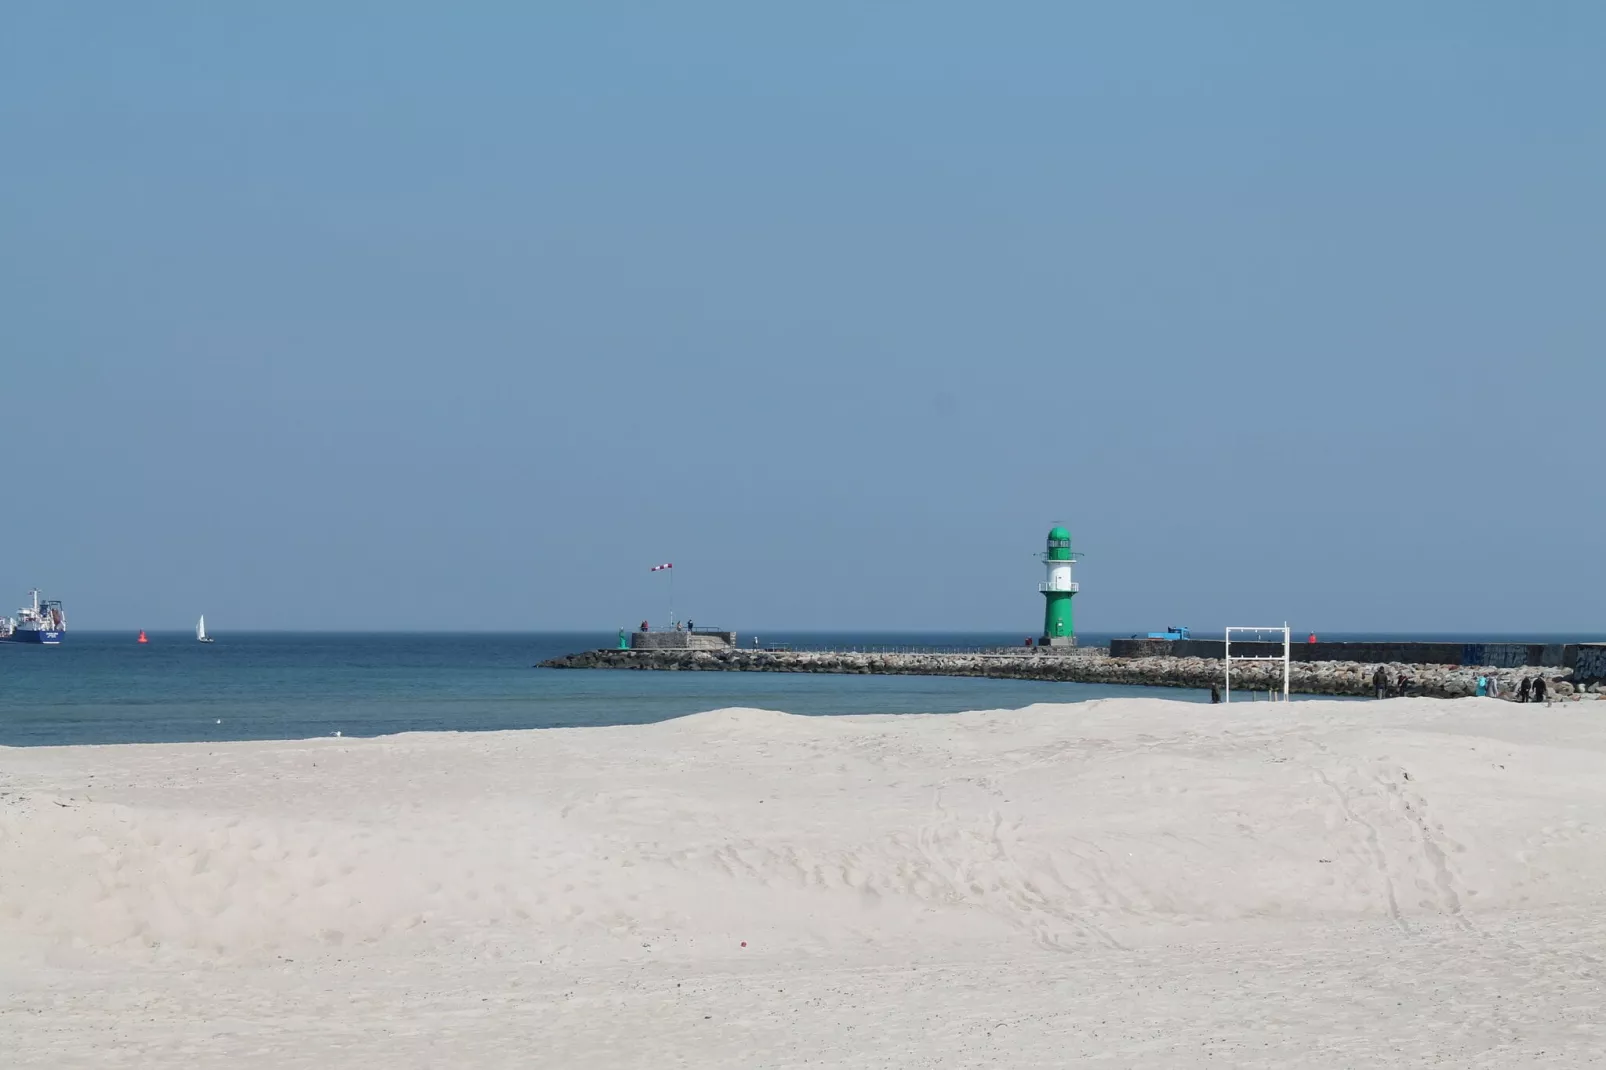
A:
3;3;1602;634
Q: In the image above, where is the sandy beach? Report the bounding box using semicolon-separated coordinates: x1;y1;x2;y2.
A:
4;697;1604;1067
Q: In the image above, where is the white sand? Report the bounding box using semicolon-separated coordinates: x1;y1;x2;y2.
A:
4;697;1605;1067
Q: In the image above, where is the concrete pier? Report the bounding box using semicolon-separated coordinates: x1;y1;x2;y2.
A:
1112;637;1600;671
540;647;1594;700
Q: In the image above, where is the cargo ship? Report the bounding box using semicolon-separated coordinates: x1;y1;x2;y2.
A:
0;589;66;644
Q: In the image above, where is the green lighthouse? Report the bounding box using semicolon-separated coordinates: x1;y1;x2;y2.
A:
1039;524;1082;647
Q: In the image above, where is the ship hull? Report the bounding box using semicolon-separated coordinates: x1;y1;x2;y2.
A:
1;630;62;644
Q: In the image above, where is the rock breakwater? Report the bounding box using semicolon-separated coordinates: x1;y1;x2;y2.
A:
540;648;1582;699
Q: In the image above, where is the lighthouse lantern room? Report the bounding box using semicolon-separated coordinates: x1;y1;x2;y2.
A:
1038;524;1082;647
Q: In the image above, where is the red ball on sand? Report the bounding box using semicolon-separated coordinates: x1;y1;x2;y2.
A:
740;941;746;947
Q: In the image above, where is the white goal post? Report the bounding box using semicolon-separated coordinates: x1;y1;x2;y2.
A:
1224;624;1291;703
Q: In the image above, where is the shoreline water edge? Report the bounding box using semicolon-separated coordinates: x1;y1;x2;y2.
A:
542;647;1599;700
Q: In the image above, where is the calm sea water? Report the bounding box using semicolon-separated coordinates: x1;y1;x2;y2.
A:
1;630;1218;747
4;629;1572;747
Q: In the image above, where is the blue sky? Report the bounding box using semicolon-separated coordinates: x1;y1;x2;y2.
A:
3;3;1602;633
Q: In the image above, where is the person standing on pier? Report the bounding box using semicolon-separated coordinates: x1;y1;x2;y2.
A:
1372;666;1389;700
1518;677;1531;703
1210;684;1221;704
1533;676;1548;705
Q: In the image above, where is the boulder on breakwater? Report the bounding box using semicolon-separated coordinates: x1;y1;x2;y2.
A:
539;648;1578;700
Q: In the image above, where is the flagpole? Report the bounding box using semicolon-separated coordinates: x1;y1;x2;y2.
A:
669;567;674;628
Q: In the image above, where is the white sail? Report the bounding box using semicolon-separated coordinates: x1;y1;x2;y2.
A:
197;615;207;641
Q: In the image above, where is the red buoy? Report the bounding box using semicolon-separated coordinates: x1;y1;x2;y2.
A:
137;630;148;644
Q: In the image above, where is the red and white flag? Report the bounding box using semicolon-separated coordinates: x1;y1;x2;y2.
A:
650;562;673;572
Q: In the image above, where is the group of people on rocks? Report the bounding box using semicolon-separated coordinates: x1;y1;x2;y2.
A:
1204;667;1558;702
1371;667;1409;699
1371;665;1553;702
1471;672;1550;703
1207;670;1559;703
1512;675;1549;703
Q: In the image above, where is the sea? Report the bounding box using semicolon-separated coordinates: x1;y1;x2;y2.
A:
1;630;1578;748
0;630;1177;747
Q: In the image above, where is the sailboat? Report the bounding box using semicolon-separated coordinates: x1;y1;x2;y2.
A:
197;615;214;643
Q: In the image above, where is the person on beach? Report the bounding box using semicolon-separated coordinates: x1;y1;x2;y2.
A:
1210;684;1221;704
1518;677;1531;703
1373;666;1389;700
1476;675;1488;697
1533;676;1548;705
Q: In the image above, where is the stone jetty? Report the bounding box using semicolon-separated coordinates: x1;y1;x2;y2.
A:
540;647;1590;700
